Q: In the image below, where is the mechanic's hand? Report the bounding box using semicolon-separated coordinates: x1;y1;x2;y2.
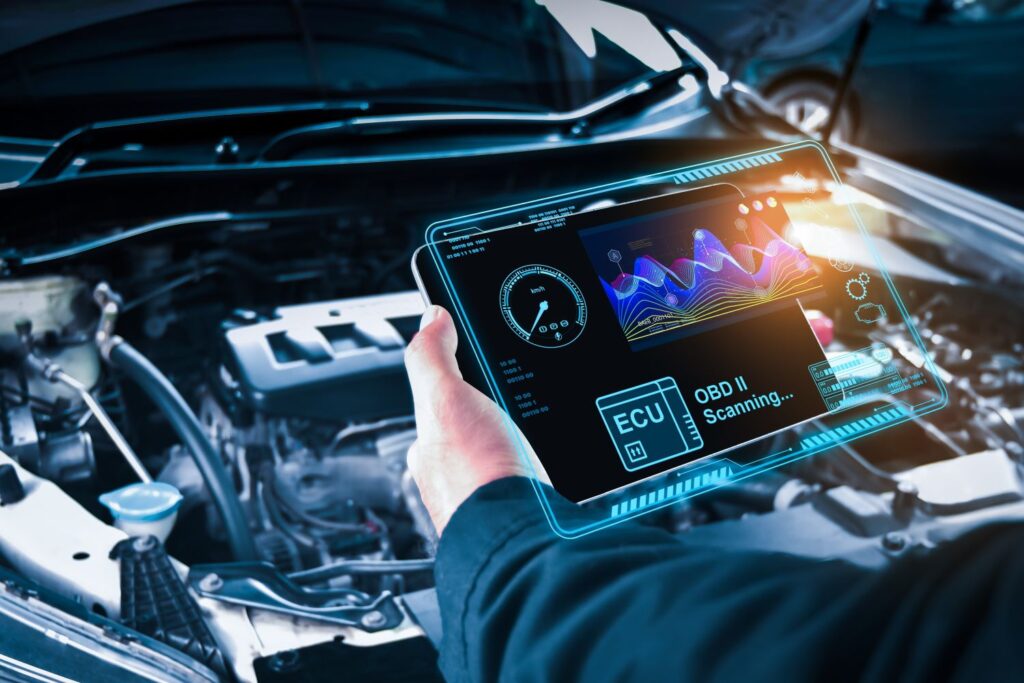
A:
405;305;527;534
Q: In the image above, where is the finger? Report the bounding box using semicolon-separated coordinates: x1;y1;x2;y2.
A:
405;440;420;474
405;305;462;405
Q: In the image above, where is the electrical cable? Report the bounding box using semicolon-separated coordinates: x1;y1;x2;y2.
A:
328;415;415;453
269;476;371;534
261;478;321;550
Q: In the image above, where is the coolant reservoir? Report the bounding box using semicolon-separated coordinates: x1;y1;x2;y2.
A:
0;275;100;401
99;482;183;543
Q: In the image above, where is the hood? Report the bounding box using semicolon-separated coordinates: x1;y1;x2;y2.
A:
614;0;872;65
0;0;199;53
4;0;872;65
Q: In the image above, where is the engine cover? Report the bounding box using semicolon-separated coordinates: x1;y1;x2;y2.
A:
221;292;423;422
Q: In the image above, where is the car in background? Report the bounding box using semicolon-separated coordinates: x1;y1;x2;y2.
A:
744;0;1024;165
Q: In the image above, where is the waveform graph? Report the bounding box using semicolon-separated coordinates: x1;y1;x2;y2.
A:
598;207;822;344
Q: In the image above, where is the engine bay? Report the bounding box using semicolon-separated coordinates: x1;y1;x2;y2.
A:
0;145;1021;681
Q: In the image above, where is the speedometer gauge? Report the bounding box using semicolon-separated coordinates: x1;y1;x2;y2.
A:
499;264;587;348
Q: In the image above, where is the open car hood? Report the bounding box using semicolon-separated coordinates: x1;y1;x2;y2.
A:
611;0;871;64
5;0;872;67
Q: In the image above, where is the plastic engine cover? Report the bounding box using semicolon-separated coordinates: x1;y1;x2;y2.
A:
221;292;423;421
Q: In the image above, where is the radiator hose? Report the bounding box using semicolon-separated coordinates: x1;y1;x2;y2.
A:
108;340;258;561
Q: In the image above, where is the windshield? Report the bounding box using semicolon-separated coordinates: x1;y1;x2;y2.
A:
0;0;668;138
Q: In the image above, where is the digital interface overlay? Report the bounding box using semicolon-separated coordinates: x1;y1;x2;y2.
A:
417;142;947;538
417;187;832;503
580;193;823;350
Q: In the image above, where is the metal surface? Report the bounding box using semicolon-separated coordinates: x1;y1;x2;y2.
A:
0;572;219;683
197;592;429;683
52;367;151;483
0;451;126;619
683;449;1024;568
188;561;403;632
0;399;96;486
840;141;1024;278
19;324;150;484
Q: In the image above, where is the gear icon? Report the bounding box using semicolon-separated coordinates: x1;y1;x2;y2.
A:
829;254;854;273
845;272;870;301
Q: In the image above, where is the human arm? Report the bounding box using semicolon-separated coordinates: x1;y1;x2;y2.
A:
405;306;1024;682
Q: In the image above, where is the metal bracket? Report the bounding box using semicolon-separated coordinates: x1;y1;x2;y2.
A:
92;281;125;361
188;562;403;632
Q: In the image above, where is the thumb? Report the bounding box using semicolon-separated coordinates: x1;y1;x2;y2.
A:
405;305;462;405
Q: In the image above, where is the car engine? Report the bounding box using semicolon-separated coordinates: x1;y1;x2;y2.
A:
195;291;432;569
0;157;1021;682
0;250;440;572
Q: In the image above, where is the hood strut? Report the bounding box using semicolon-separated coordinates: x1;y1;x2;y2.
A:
823;0;878;145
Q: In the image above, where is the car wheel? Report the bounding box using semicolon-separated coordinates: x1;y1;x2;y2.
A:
765;79;856;144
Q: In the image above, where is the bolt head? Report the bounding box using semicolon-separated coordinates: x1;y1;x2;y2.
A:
897;481;918;496
198;573;223;592
882;532;907;552
267;650;300;673
132;536;157;553
360;610;387;629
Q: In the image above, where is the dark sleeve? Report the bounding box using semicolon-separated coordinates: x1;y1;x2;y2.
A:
433;477;1024;683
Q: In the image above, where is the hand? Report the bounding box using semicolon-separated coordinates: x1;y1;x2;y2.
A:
405;306;528;535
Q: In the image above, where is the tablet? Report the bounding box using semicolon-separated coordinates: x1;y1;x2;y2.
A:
414;186;832;503
414;142;946;537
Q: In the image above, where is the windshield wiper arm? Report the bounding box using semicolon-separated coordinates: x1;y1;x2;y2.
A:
25;98;550;183
257;67;696;161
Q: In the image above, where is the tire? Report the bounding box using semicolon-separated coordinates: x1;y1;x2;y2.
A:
765;78;857;144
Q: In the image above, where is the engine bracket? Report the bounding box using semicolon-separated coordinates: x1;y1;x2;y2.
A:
188;561;403;632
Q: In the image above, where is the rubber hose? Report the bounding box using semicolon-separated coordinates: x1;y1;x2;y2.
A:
108;341;257;561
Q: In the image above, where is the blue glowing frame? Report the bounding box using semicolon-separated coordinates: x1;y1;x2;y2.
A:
423;140;948;538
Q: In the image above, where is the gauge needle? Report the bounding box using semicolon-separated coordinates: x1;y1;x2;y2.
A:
528;300;549;337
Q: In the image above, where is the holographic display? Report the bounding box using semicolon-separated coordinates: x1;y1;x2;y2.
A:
499;264;588;348
414;141;947;538
416;187;832;503
596;377;703;472
580;193;822;349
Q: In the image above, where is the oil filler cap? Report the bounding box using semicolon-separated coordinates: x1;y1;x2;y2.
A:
0;464;26;505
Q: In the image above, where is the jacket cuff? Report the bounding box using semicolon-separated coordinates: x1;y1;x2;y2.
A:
433;477;583;676
432;479;552;679
434;477;549;597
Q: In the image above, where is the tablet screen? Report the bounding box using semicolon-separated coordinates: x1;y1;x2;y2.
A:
418;188;832;503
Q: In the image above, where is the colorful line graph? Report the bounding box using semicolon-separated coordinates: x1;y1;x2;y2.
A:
601;215;821;342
